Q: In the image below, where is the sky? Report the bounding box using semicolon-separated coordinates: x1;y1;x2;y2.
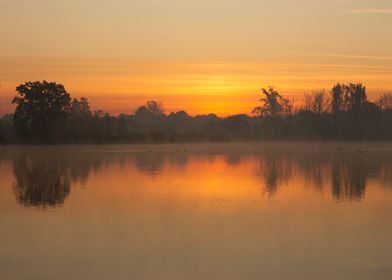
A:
1;0;392;116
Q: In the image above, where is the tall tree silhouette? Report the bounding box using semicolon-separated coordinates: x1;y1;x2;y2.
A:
331;83;344;114
303;91;330;115
67;97;93;142
146;100;165;116
331;83;367;113
12;81;71;142
344;83;367;113
253;87;291;117
135;100;165;120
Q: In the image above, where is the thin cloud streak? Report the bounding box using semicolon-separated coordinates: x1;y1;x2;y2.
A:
326;53;392;61
136;0;285;7
350;9;392;14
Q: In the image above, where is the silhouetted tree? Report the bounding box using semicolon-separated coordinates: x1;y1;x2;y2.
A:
331;83;344;114
135;106;153;119
12;81;71;142
330;83;367;113
377;93;392;111
146;100;165;116
344;83;367;113
303;91;330;115
71;97;92;118
66;97;93;142
303;92;313;112
253;87;291;117
4;80;392;143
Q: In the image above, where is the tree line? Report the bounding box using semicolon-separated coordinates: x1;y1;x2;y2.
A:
0;80;392;143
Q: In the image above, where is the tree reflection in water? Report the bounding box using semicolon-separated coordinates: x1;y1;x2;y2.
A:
13;155;71;208
6;145;392;208
255;147;391;200
11;147;106;209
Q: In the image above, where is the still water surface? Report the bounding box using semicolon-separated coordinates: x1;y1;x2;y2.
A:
0;143;392;280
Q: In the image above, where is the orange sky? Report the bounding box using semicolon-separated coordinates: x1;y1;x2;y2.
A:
1;0;392;116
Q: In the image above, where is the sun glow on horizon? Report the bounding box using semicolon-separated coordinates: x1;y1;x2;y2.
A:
1;58;392;116
0;0;391;115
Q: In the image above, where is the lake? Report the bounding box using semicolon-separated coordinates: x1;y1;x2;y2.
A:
0;143;391;280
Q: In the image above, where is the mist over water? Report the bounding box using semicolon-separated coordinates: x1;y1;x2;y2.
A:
0;143;392;279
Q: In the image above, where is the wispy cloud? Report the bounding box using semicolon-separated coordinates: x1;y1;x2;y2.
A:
326;53;392;61
137;0;285;7
350;9;392;14
297;52;392;62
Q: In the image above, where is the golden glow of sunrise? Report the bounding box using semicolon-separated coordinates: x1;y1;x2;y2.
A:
1;0;392;115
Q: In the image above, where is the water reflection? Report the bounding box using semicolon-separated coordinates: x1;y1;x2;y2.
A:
258;154;292;195
4;144;392;208
331;156;367;200
9;147;108;208
133;151;189;175
12;154;71;208
299;151;386;200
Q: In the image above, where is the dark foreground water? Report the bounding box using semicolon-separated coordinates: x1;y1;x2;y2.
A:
0;143;392;280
